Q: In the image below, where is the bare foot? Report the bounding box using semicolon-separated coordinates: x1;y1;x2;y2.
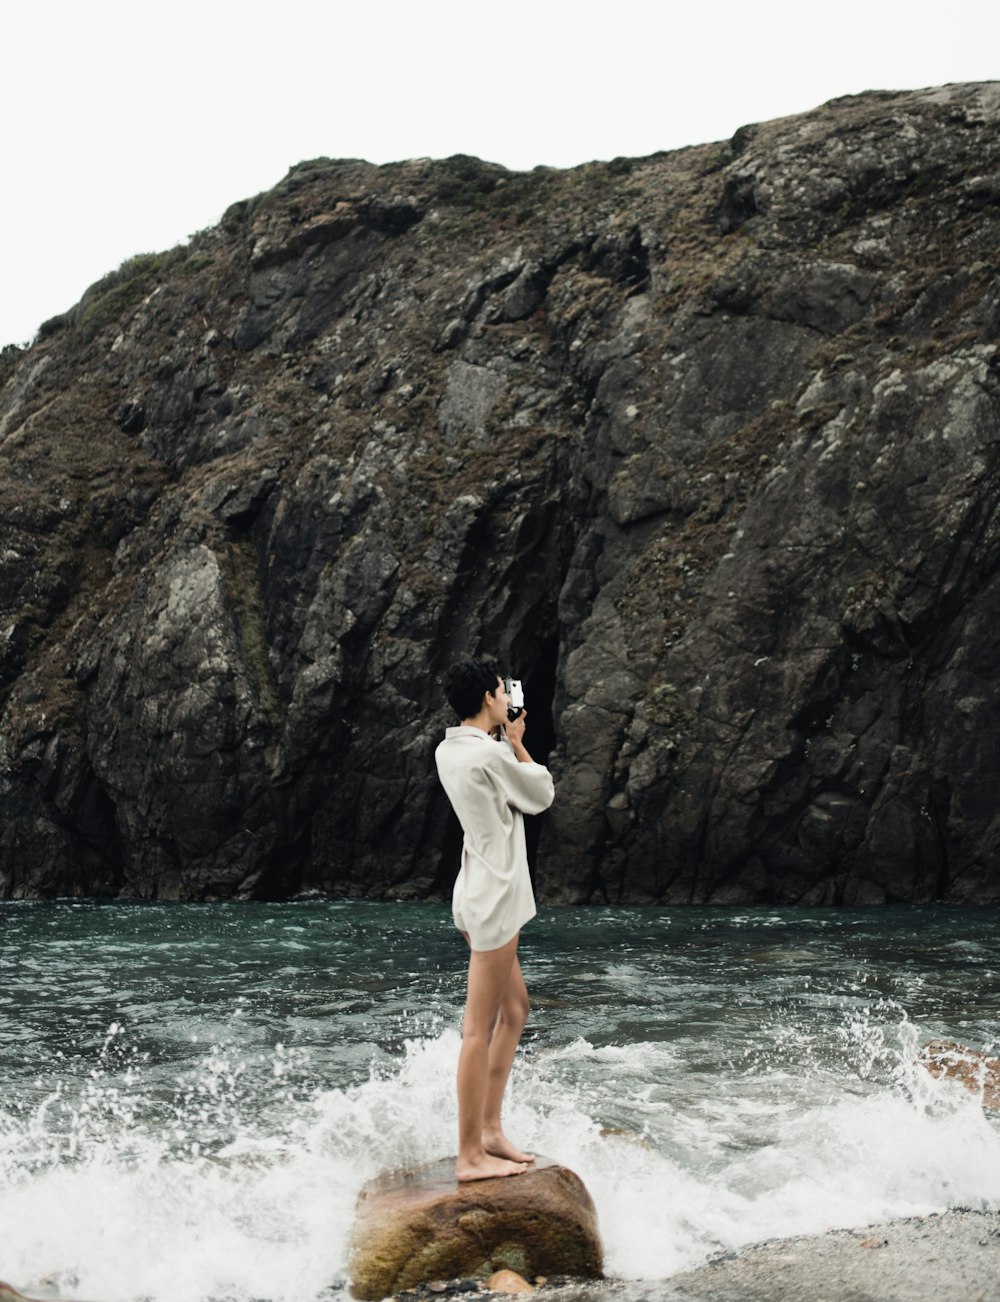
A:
483;1128;535;1164
456;1152;530;1182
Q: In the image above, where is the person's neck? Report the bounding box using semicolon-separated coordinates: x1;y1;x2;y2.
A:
461;709;494;734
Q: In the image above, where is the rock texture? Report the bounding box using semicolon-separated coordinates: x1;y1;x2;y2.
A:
486;1269;536;1293
659;1210;1000;1302
348;1157;603;1299
2;83;1000;903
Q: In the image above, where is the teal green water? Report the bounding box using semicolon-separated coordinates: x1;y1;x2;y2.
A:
2;902;999;1301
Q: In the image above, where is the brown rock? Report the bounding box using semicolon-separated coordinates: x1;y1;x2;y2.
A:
0;1286;80;1302
0;1286;35;1302
348;1156;603;1300
486;1269;534;1293
918;1040;1000;1109
1;1285;96;1302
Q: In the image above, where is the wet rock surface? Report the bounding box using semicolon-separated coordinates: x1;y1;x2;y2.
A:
348;1156;603;1300
3;84;1000;903
462;1211;1000;1302
638;1210;1000;1301
919;1040;1000;1109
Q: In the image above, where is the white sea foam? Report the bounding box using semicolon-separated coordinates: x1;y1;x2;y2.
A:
2;1014;1000;1301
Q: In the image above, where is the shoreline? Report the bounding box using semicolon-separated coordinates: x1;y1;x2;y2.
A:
3;1210;999;1302
539;1209;1000;1302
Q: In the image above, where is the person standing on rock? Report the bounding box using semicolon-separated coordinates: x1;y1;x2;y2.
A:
435;659;555;1181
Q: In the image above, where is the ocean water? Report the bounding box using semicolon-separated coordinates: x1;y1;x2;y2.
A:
1;901;999;1302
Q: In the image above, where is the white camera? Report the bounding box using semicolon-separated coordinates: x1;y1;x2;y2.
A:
505;678;524;721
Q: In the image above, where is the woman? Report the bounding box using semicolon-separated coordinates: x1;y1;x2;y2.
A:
435;659;555;1181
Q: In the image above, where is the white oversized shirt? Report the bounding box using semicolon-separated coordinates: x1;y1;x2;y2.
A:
435;725;555;952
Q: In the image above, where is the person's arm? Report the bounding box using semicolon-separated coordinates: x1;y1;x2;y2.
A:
491;715;555;814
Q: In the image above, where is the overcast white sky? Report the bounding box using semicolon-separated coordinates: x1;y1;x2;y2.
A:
2;0;997;348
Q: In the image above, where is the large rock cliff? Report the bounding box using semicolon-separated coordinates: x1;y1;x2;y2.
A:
2;83;1000;904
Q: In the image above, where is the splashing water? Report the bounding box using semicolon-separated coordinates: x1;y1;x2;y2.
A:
1;901;999;1301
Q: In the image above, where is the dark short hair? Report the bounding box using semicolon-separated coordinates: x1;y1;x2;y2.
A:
443;659;502;720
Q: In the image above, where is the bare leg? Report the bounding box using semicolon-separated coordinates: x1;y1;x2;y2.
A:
482;954;534;1163
456;934;529;1182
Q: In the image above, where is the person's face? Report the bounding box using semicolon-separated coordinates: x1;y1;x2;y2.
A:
486;676;510;727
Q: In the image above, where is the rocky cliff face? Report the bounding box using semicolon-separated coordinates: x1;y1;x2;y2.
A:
2;83;1000;904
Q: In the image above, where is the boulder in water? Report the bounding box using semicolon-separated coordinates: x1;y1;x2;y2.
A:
918;1040;1000;1109
347;1156;603;1300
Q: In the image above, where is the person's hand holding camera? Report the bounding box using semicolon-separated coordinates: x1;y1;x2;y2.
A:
504;711;535;763
505;710;527;745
